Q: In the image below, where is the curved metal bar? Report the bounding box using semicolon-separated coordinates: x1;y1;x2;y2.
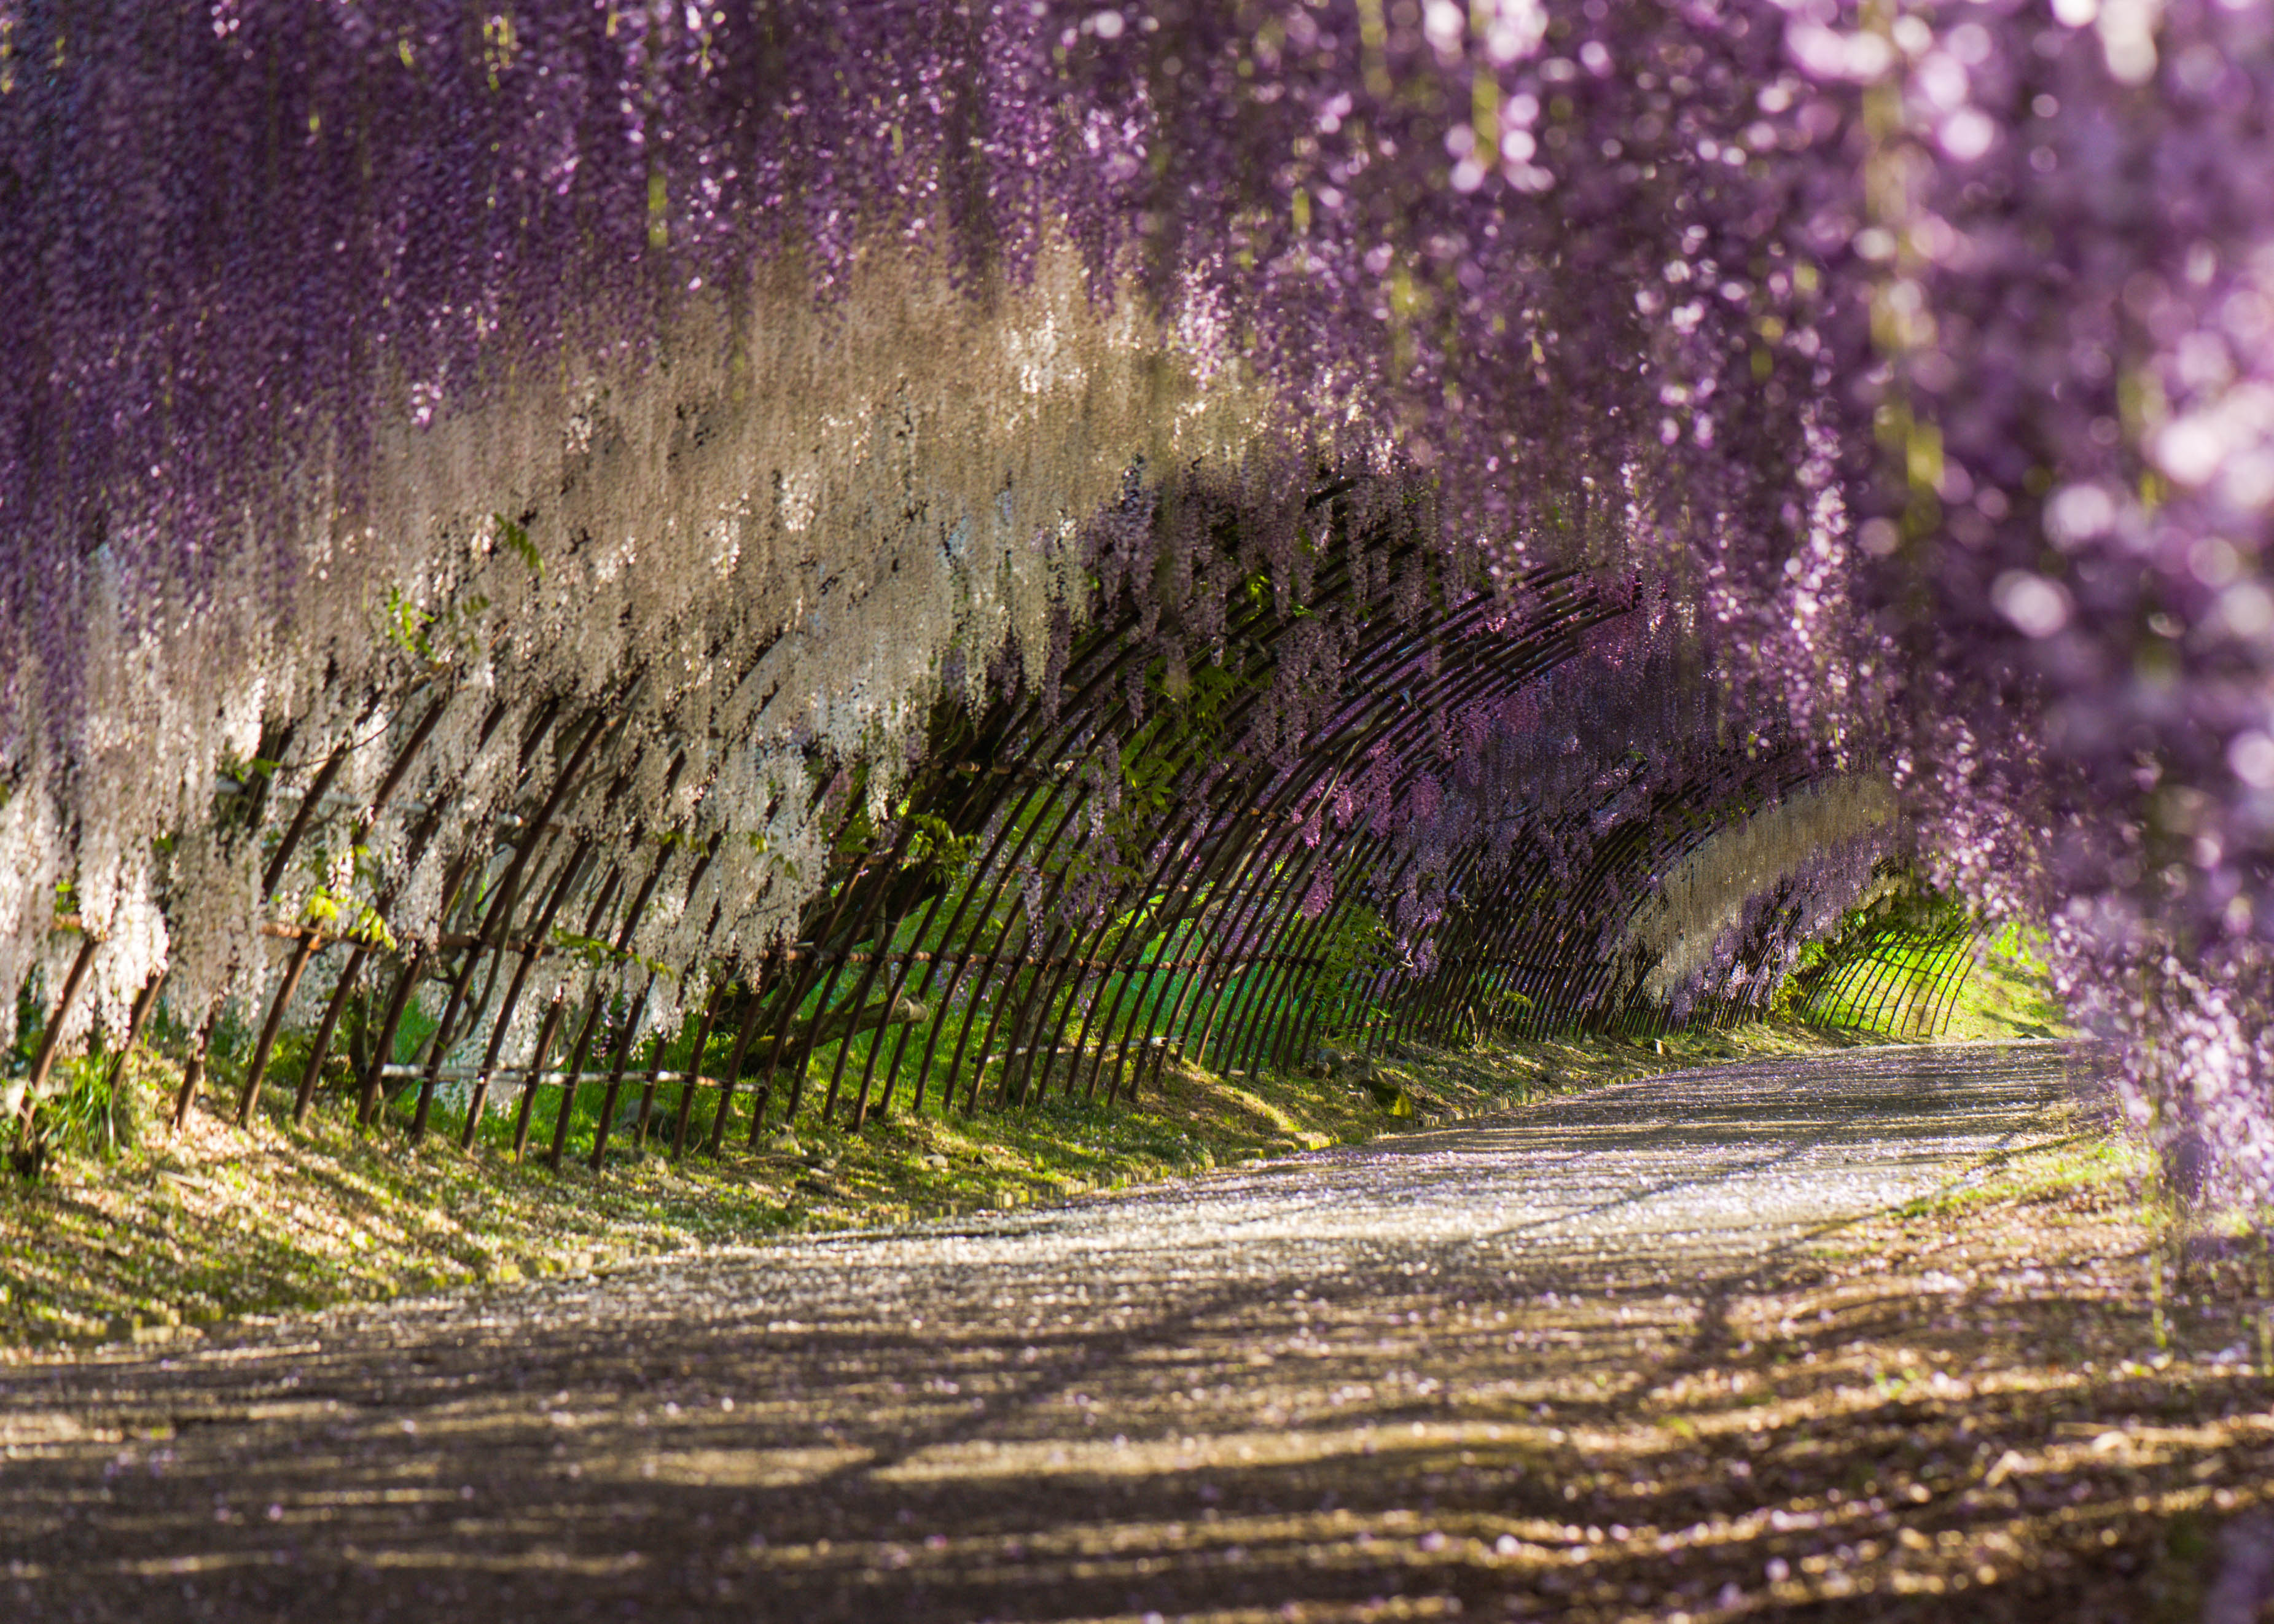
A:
584;843;684;1170
462;837;597;1149
167;1005;218;1132
666;980;729;1158
630;835;725;1147
509;993;570;1160
704;978;764;1153
14;936;100;1149
1116;574;1606;1096
542;859;631;1166
233;931;319;1127
836;685;1058;1126
277;693;461;1126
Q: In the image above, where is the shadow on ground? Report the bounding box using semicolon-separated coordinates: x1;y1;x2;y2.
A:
2;1043;2268;1623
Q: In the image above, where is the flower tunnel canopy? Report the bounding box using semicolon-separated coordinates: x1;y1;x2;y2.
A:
1;1;2268;1203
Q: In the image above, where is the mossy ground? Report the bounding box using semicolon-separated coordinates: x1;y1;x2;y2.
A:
3;1019;1876;1356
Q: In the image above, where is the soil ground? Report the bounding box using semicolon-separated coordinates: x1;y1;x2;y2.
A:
6;1040;2269;1622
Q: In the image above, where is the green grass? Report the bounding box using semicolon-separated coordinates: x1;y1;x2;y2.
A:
1888;1130;2142;1225
1794;916;2071;1043
1942;924;2073;1040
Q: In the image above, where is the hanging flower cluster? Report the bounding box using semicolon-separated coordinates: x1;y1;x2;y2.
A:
1626;778;1899;1010
1278;603;1877;1020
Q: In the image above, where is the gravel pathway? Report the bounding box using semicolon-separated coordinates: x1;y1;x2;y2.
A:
1;1042;2077;1622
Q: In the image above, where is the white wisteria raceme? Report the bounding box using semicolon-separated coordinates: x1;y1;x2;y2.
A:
1628;778;1902;1005
1;240;1272;1050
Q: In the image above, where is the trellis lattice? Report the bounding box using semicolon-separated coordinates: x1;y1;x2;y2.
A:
21;493;1889;1171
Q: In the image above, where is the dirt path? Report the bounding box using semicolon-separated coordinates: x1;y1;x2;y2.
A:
4;1042;2269;1622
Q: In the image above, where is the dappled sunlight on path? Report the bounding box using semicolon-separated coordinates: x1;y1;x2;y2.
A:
4;1042;2268;1622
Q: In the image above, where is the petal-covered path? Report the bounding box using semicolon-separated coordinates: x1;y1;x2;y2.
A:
12;1041;2259;1623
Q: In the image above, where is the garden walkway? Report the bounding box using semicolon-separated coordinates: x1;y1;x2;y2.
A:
14;1042;2268;1622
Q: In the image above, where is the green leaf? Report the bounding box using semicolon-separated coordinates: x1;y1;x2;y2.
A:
495;513;543;579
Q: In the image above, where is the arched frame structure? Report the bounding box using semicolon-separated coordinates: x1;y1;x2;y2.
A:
25;487;1948;1170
